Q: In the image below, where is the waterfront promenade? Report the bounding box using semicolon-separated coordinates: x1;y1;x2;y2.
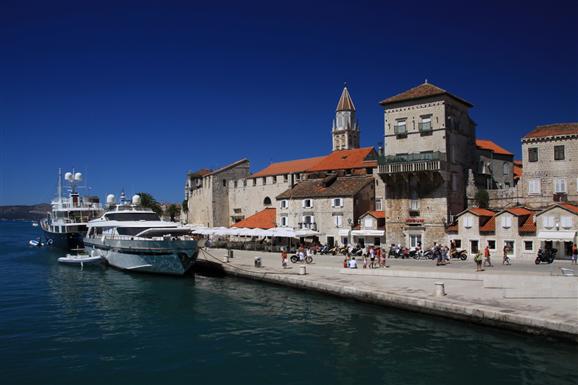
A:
199;248;578;342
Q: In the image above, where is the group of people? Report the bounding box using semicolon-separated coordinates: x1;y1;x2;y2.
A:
343;245;389;269
474;243;512;271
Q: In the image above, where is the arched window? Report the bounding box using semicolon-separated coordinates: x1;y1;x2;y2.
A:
263;197;272;206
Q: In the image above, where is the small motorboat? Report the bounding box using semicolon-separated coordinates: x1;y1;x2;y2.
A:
29;239;43;247
58;249;105;268
32;222;39;227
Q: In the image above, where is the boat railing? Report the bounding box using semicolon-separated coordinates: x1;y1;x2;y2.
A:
53;201;102;210
87;234;195;242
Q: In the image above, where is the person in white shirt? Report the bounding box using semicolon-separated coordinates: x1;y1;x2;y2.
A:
348;257;358;269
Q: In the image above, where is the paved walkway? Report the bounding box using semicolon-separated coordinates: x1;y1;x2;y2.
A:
199;247;578;342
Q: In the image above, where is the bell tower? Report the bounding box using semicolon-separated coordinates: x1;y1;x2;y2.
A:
332;84;360;151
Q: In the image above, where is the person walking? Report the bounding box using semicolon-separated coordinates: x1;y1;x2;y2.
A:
502;244;511;265
369;246;376;268
572;243;577;265
474;251;484;272
281;249;288;268
483;244;493;267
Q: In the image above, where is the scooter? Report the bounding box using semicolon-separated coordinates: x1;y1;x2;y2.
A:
535;248;557;264
450;249;468;261
290;254;313;264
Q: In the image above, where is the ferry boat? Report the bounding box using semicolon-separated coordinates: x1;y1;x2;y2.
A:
83;193;198;275
40;170;103;250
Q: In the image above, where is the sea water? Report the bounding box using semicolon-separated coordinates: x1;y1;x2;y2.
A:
0;221;576;385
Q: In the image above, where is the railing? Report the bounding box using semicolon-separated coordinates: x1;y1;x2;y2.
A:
378;152;446;174
298;222;317;230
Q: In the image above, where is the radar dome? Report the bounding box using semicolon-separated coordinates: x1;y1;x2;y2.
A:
132;194;141;206
74;172;82;181
106;194;116;205
64;172;73;181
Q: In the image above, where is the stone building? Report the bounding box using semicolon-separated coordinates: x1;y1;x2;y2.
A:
276;175;375;246
535;203;578;258
377;82;477;248
520;123;578;209
475;139;514;189
332;85;360;151
447;206;538;261
185;159;250;226
351;210;385;247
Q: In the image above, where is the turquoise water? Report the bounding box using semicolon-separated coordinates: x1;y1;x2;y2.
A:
1;221;576;385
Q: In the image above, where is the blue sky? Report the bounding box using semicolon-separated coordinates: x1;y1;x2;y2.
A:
1;0;576;205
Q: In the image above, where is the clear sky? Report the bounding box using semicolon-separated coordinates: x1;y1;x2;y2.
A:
1;0;577;205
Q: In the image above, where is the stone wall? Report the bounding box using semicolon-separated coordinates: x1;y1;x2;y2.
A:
229;175;293;223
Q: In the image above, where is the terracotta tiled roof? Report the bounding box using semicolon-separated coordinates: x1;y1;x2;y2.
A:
462;207;495;217
231;208;276;229
513;160;522;180
188;168;212;177
476;139;513;156
336;86;356;111
446;223;458;233
523;123;578;139
276;176;373;199
558;203;578;215
251;156;326;178
364;210;385;219
379;82;473;107
305;147;376;172
503;207;534;216
480;217;495;232
519;216;536;233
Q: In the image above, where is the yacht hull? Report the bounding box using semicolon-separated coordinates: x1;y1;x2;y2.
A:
84;238;198;275
41;228;84;250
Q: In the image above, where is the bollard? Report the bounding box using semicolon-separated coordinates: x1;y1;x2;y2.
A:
434;281;446;297
254;257;262;268
223;255;229;263
299;265;306;275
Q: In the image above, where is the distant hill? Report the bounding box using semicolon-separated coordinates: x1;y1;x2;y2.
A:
0;204;50;221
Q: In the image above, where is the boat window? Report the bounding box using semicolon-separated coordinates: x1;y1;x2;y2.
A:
117;227;148;236
104;212;160;221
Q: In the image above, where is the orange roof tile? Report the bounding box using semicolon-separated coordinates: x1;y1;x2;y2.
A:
519;216;536;233
251;156;326;178
379;82;472;107
446;223;458;233
504;207;534;216
559;203;578;215
523;123;578;139
513;160;522;166
480;216;495;232
476;139;513;156
336;86;356;111
232;208;276;229
306;147;376;172
467;207;496;217
513;164;523;180
364;210;384;219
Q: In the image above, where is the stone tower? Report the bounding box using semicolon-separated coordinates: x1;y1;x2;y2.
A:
332;85;360;151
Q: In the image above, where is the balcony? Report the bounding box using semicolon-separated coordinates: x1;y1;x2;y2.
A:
378;152;447;175
298;222;317;231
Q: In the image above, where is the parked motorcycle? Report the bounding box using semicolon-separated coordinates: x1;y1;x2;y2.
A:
450;249;468;261
290;254;314;264
535;248;557;264
388;245;403;259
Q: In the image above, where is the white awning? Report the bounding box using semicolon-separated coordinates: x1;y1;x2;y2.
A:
351;229;385;237
537;231;576;241
338;229;351;236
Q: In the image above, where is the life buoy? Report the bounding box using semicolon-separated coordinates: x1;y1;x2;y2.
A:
47;239;54;245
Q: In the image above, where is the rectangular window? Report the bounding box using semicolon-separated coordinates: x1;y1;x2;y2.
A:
524;241;533;251
394;119;407;137
281;216;288;227
528;147;538;162
561;216;572;229
376;199;383;211
554;178;567;193
543;215;555;229
470;240;479;254
418;115;432;133
252;179;256;186
334;215;343;228
364;217;373;228
454;239;462;248
463;215;473;228
272;176;277;183
332;198;343;208
503;163;509;175
262;177;266;185
501;215;512;228
284;174;288;182
280;200;288;209
223;179;227;187
409;234;422;248
243;180;247;187
302;199;313;208
451;174;458;192
528;179;541;195
487;240;496;250
234;181;238;188
554;145;565;160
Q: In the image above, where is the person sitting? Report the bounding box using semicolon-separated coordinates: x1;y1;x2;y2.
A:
348;257;358;269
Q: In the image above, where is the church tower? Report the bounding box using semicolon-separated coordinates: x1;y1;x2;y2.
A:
332;84;360;151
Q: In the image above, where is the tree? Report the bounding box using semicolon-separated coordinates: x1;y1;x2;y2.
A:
474;189;489;209
136;192;163;216
182;199;188;214
166;204;180;222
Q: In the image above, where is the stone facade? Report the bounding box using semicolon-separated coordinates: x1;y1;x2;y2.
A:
535;205;578;258
378;83;477;249
185;159;250;226
521;127;578;209
332;86;360;151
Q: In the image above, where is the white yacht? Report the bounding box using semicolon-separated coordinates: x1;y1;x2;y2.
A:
84;193;198;275
40;170;104;249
